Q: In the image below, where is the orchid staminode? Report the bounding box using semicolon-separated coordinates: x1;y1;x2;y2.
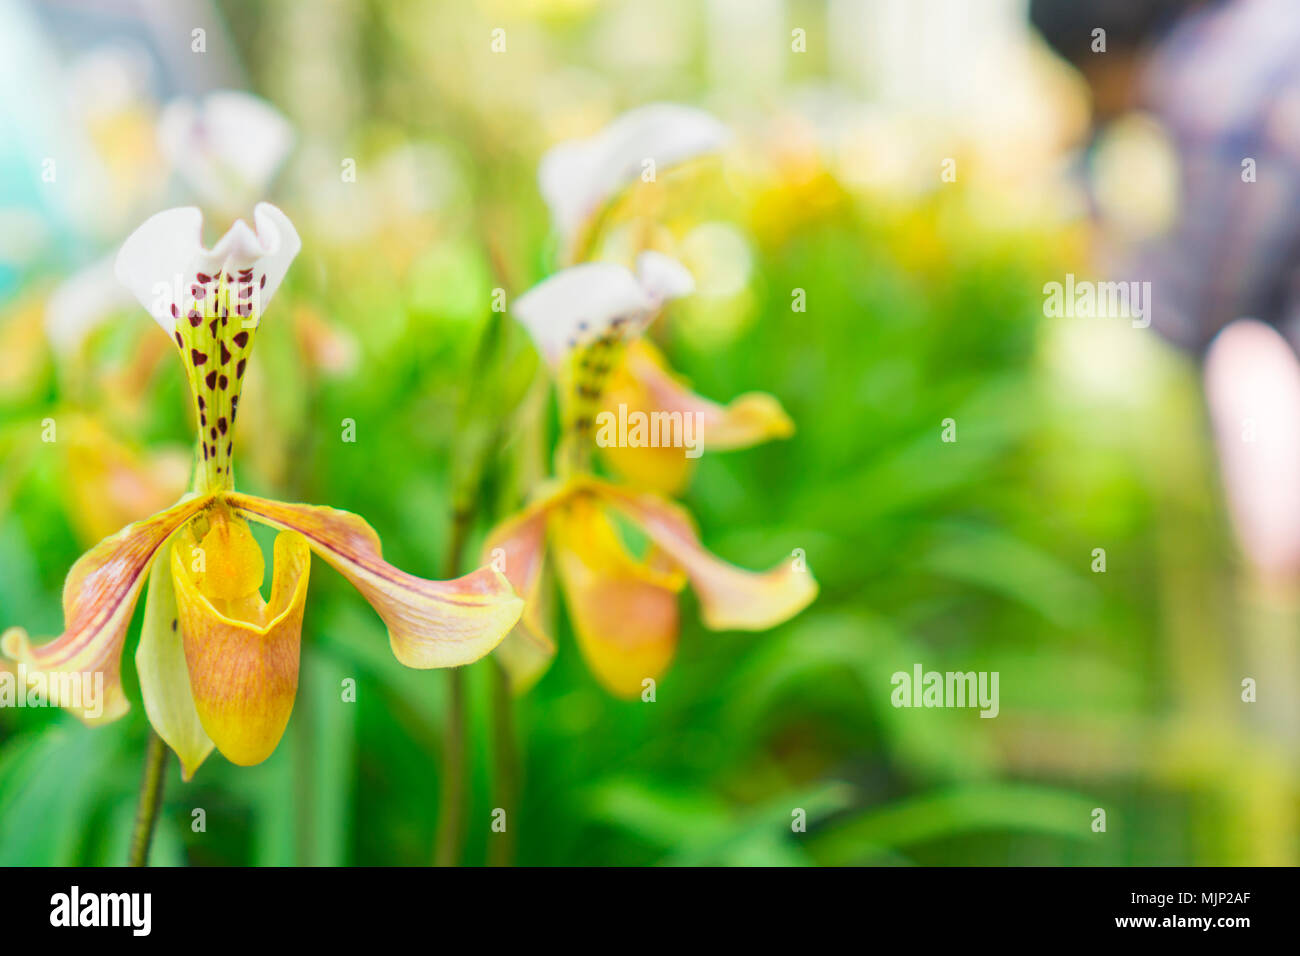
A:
1;204;523;776
490;251;815;696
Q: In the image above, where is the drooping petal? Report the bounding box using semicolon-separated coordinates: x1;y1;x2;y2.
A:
597;340;795;493
113;202;300;335
136;538;215;780
0;494;215;724
593;481;818;631
172;523;309;766
158;91;294;213
550;493;685;697
227;493;523;669
483;500;557;692
539;104;730;246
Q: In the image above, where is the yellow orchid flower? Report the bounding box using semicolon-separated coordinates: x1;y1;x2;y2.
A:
487;253;816;696
2;204;523;776
515;251;795;494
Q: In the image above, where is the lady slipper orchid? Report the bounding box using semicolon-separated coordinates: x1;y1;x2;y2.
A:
540;103;730;261
1;204;523;776
490;253;815;695
513;252;795;492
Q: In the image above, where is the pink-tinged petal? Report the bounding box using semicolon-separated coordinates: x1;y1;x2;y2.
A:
593;481;817;631
228;493;523;668
550;494;685;698
483;502;556;692
172;522;309;766
1;494;215;724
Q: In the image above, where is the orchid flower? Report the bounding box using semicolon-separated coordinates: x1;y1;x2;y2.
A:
158;92;294;217
2;204;523;776
515;251;794;492
540;103;730;262
487;252;815;696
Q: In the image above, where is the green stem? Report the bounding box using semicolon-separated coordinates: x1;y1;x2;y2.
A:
127;730;169;867
487;660;519;867
433;504;475;867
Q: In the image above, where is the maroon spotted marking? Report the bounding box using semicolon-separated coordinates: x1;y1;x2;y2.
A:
218;374;229;390
202;444;209;460
210;427;217;440
200;413;207;427
192;285;206;298
197;272;211;283
237;302;252;316
218;417;228;435
208;318;219;337
198;396;205;410
170;304;179;319
239;286;253;299
233;331;249;348
226;442;232;457
173;331;183;348
191;349;208;366
188;310;202;327
260;275;266;289
220;342;232;364
205;370;218;389
236;359;246;378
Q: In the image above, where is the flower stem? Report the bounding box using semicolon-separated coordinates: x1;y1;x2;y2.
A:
433;503;475;867
487;659;518;867
127;730;169;866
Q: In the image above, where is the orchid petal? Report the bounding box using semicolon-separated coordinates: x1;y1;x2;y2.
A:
483;502;556;692
0;494;215;724
136;538;215;780
228;493;523;668
550;494;685;697
598;340;795;493
513;255;694;367
158;91;294;211
539;104;730;245
593;482;817;631
172;524;309;766
113;202;301;335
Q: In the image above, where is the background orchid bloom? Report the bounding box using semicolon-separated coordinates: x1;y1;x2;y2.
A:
158;91;294;218
1;203;522;777
540;103;730;259
513;251;794;489
492;250;815;695
485;475;816;696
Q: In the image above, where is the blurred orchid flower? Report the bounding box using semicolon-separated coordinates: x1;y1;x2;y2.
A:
540;104;730;259
158;92;294;216
514;251;794;491
485;474;815;697
2;204;522;776
491;252;814;694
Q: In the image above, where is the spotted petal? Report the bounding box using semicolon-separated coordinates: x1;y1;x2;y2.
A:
593;481;817;631
513;252;693;367
228;493;523;668
113;203;301;335
1;494;215;724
